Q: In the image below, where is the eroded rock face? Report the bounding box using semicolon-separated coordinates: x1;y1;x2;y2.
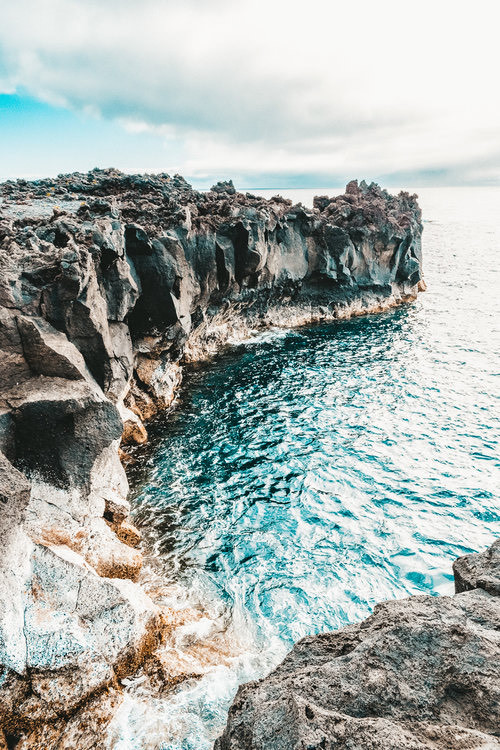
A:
1;170;423;436
0;169;425;741
215;540;500;750
0;450;161;736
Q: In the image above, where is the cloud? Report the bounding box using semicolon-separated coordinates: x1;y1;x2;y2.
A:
1;0;499;182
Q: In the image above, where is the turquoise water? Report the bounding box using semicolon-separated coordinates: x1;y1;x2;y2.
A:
120;188;500;749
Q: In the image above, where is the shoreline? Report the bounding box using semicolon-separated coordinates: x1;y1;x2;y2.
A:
121;285;424;451
0;169;427;746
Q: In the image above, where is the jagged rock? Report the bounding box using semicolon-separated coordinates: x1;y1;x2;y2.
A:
16;314;90;380
84;517;143;580
15;686;123;750
0;542;161;730
0;309;32;390
211;180;236;195
120;403;148;445
114;519;142;548
134;356;182;411
124;223;153;256
453;539;500;596
3;377;122;486
1;170;424;433
107;321;134;402
0;450;31;530
0;453;32;676
103;490;131;526
215;541;500;750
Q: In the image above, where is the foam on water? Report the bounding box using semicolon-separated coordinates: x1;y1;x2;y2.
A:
112;187;500;749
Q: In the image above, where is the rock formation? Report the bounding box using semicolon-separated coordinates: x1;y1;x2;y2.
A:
0;168;424;743
216;540;500;750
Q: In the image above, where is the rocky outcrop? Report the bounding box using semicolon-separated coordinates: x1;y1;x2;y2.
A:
453;539;500;596
215;540;500;750
0;168;424;741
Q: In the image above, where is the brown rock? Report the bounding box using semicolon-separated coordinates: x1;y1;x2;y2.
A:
15;686;123;750
88;528;143;581
115;519;142;548
121;407;148;445
118;446;136;465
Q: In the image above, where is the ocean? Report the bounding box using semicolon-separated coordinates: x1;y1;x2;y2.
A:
110;187;500;749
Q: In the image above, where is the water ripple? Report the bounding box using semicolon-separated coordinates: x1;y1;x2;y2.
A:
119;187;500;750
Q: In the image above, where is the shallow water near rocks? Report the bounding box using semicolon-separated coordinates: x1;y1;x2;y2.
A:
115;188;500;749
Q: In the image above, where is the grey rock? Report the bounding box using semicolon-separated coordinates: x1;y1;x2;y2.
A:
0;450;30;530
211;180;236;195
16;314;90;381
16;543;159;718
216;587;500;750
4;377;122;486
0;453;32;676
125;223;153;256
454;539;500;596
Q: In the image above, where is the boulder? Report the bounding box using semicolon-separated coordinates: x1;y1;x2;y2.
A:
16;314;90;381
1;542;161;728
14;687;123;750
4;377;122;487
453;539;500;596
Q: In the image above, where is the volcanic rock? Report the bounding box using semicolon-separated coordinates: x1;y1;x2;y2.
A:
453;539;500;596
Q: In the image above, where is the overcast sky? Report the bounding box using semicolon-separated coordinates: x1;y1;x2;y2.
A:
1;0;499;187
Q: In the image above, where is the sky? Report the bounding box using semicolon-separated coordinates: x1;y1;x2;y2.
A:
0;0;499;188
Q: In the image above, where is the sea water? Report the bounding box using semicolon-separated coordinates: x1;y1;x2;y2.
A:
111;187;500;749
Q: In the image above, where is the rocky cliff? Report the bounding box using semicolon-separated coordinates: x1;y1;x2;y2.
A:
0;168;424;744
216;540;500;750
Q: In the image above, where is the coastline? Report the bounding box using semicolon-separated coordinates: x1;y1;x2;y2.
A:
0;169;428;746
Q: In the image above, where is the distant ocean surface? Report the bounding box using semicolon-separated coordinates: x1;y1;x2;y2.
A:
114;187;500;749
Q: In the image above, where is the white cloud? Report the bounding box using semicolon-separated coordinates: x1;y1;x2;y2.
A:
1;0;499;182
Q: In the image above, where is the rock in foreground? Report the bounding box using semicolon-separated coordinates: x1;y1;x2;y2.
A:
215;540;500;750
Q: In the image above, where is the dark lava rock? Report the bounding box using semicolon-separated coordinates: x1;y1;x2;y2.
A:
211;180;237;195
0;169;425;465
0;169;427;742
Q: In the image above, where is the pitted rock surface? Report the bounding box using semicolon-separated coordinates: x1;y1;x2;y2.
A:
454;539;500;596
